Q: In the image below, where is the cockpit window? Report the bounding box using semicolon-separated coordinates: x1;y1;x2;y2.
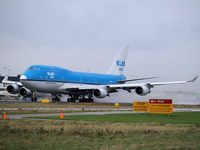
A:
28;67;38;70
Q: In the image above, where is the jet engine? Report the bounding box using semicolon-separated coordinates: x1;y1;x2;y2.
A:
7;84;19;94
93;88;108;98
135;86;150;96
19;87;32;97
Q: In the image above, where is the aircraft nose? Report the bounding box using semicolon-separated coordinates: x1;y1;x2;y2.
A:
20;75;27;80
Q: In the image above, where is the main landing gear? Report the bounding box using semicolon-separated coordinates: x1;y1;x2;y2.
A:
31;96;37;102
67;94;94;103
52;94;61;102
31;92;37;102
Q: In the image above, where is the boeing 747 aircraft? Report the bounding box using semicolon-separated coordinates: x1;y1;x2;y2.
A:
19;46;198;102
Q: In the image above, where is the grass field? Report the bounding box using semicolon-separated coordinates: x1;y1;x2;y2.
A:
0;112;200;150
34;112;200;124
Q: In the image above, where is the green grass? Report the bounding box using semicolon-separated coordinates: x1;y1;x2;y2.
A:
34;112;200;124
0;119;200;150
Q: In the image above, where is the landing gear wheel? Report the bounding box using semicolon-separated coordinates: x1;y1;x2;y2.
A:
31;92;37;102
52;98;60;103
67;95;75;103
88;95;94;102
31;97;37;102
52;94;60;103
88;98;94;102
78;95;94;103
67;94;94;103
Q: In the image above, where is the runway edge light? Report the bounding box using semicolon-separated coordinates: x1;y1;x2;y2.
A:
60;111;64;119
3;112;7;120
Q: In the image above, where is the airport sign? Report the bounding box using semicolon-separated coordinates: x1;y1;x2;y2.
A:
149;99;173;114
133;101;149;112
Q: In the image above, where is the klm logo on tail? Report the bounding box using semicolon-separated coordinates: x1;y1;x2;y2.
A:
116;60;125;67
116;60;125;72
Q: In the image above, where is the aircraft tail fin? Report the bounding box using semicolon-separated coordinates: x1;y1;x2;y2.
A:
107;45;129;76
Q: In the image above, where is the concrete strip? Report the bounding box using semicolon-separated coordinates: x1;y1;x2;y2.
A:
0;108;133;111
7;111;138;119
1;107;200;111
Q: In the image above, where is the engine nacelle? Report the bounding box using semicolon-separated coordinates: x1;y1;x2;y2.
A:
19;87;32;97
7;84;19;94
135;86;150;96
93;88;108;98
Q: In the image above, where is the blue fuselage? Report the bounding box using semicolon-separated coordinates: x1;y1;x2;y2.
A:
21;65;126;85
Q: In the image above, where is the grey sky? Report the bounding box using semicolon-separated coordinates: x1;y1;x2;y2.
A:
0;0;199;92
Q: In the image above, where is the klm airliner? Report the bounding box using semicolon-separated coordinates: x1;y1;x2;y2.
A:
19;46;198;102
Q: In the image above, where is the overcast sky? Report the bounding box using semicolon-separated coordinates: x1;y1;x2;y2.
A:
0;0;199;92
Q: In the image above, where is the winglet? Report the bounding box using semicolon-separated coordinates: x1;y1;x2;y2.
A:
188;76;198;82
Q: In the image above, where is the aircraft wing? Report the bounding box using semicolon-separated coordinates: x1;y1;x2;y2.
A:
109;76;198;89
59;76;198;92
117;77;158;83
1;76;22;86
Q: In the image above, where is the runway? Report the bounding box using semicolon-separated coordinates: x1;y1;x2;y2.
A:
1;107;200;111
0;107;132;111
5;108;200;119
7;111;138;119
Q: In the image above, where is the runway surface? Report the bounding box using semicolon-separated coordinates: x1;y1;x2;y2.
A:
4;108;200;119
7;111;138;119
1;107;200;111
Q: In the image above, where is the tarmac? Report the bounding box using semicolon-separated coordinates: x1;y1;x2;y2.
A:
7;111;139;119
2;108;200;119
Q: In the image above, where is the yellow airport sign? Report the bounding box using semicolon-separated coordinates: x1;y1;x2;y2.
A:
149;99;173;114
133;101;149;112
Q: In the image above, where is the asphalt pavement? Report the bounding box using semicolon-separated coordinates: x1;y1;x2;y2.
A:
3;108;200;119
